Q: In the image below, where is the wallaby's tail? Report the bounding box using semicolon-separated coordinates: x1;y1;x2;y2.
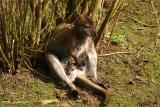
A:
76;76;110;105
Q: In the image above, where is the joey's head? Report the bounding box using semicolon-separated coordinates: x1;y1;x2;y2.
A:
74;13;97;39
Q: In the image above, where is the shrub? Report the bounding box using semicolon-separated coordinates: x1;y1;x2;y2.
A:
111;34;125;45
0;0;123;73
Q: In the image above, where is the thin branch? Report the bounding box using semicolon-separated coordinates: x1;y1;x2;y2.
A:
0;45;10;67
127;16;157;28
106;3;123;49
95;0;123;45
98;51;135;57
23;60;51;80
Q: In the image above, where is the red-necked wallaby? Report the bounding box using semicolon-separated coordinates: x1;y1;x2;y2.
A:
45;14;110;104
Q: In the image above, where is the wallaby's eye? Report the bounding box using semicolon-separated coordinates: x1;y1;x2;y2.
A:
84;23;90;28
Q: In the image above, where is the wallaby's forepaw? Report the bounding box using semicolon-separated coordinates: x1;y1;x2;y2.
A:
68;89;80;100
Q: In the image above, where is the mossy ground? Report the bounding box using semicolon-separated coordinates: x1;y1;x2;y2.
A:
0;0;160;107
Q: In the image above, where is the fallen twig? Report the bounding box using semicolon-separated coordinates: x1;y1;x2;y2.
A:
127;16;157;28
98;51;135;57
23;61;51;80
40;99;59;105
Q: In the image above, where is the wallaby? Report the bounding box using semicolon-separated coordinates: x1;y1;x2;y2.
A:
45;14;110;104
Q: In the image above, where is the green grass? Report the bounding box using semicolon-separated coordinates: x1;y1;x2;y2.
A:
154;0;160;3
99;0;160;106
0;75;59;107
108;95;138;107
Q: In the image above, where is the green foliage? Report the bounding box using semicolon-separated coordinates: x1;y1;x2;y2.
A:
154;0;160;3
149;53;160;63
111;34;125;45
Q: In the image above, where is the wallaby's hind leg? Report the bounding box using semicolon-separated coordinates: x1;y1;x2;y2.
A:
45;53;79;98
76;75;110;105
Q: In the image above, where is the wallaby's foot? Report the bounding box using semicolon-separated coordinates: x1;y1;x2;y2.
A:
91;79;110;105
101;90;110;106
68;89;80;100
